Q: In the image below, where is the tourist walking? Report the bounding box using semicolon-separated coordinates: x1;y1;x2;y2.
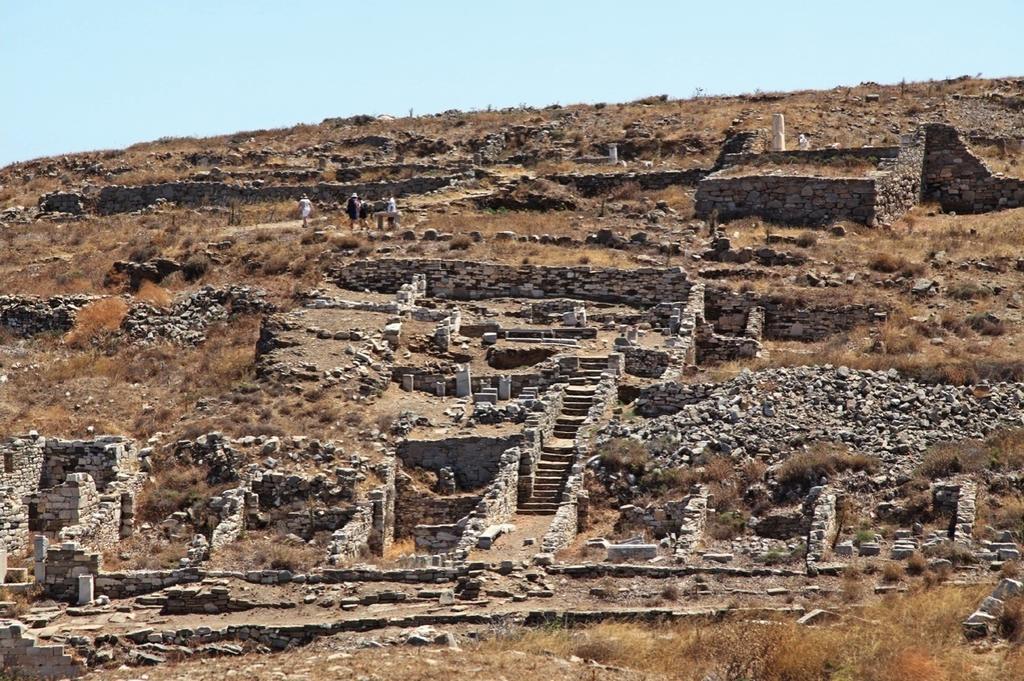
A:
297;194;313;228
346;193;361;228
385;195;399;228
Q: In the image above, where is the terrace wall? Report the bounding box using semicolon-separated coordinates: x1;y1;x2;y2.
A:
334;259;692;306
922;123;1024;213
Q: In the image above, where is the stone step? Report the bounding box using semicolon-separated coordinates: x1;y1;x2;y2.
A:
565;385;597;395
518;503;559;514
533;480;564;489
561;408;590;417
537;464;570;473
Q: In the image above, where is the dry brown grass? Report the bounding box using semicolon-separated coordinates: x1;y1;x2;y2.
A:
775;442;879;493
208;533;323;572
134;280;173;307
63;297;128;348
135;463;221;524
483;585;989;681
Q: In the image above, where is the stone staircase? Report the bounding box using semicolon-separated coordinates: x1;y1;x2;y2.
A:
518;356;607;516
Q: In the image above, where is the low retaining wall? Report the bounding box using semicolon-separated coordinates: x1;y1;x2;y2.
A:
39;174;462;215
703;289;884;341
396;435;523;490
805;486;839;574
544;168;708;197
0;295;95;336
696;174;878;225
333;259;692;306
923;123;1024;213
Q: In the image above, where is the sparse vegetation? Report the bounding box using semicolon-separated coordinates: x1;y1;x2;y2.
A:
63;297;128;348
775;443;879;493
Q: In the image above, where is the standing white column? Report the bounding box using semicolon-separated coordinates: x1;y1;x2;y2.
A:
608;143;618;164
78;574;94;605
771;114;786;151
33;535;48;583
497;376;512;401
455;364;472;398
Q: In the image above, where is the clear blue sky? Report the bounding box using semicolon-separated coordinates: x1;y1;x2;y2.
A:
3;0;1023;167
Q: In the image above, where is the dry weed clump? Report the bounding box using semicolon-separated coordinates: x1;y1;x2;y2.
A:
134;280;173;307
135;464;219;524
868;252;925;277
209;534;322;572
775;443;879;493
63;297;128;348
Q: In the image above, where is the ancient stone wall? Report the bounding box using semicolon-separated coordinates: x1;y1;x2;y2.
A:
874;130;925;224
951;481;977;545
333;259;692;306
0;295;94;336
206;487;251;552
40;174;462;215
621;347;671;378
251;468;361;510
452;446;524;557
327;504;372;563
922;123;1024;213
394;474;482;537
41;542;102;601
719;146;900;167
703;288;884;341
0;620;82;679
27;474;99;534
672;490;708;559
0;436;45;553
367;460;396;556
0;436;46;502
283;506;355;539
396;435;524;490
752;507;807;539
411;522;463;554
41;437;138;491
697;135;930;226
695;322;762;363
544;168;708;197
804;486;838;573
695;173;878;225
618;490;708;542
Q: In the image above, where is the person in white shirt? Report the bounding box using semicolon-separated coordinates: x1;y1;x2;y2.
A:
385;196;398;228
297;194;313;227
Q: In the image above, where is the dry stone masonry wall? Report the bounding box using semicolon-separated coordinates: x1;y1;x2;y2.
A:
334;259;691;306
39;174;465;215
922;123;1024;213
695;124;1021;226
0;295;95;337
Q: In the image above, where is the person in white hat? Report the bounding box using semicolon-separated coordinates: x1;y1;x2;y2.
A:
346;193;361;229
297;194;313;228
